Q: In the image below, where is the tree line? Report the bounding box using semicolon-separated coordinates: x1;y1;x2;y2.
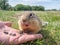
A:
14;4;45;11
0;0;60;11
0;0;45;11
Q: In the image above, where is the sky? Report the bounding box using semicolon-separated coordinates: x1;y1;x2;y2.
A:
8;0;60;10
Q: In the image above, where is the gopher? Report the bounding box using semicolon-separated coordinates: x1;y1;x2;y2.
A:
18;12;42;34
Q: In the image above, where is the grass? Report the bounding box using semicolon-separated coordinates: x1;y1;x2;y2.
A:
0;10;60;45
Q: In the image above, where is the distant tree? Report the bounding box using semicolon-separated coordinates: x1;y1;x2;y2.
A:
32;6;45;11
14;4;45;11
15;4;24;11
51;9;57;11
15;4;32;11
38;6;45;11
23;5;32;11
6;5;13;10
46;9;58;11
32;6;37;10
0;0;11;10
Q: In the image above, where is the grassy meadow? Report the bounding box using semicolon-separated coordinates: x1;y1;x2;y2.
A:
0;10;60;45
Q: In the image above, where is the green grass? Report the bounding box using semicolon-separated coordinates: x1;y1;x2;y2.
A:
0;10;60;45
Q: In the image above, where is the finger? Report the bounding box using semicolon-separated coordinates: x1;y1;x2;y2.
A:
18;34;43;44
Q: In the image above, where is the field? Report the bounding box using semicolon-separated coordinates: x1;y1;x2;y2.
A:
0;10;60;45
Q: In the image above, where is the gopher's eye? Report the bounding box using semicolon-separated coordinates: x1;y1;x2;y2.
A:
29;13;33;17
30;13;32;16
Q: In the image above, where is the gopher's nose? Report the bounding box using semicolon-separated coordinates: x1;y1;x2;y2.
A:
23;20;26;22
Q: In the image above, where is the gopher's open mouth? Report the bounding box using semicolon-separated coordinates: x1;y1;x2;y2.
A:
23;29;33;34
25;24;29;27
22;22;29;27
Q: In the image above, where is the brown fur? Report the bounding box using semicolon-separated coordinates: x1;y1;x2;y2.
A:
18;12;42;34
